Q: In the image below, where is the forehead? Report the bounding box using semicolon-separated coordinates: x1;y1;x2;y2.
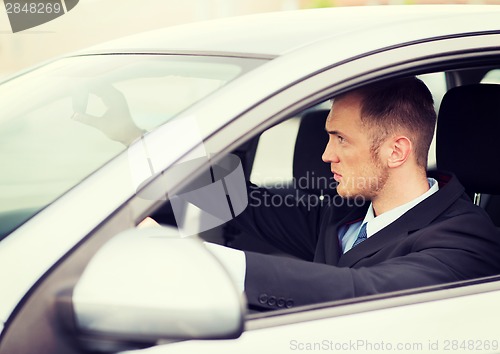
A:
326;93;363;128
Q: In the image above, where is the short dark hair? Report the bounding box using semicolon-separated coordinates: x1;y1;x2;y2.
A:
336;77;436;168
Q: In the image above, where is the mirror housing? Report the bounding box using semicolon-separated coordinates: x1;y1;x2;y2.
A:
59;227;245;349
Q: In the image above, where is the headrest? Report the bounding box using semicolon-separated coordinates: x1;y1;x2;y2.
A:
293;110;336;195
436;84;500;194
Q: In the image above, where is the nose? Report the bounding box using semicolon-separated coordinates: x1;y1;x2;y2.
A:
322;138;339;163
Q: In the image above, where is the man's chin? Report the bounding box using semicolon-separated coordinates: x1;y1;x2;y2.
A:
336;187;367;201
335;186;350;198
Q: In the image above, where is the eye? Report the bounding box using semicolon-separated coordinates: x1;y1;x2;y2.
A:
337;135;345;143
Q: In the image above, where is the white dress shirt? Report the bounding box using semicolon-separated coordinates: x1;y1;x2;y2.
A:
341;178;439;253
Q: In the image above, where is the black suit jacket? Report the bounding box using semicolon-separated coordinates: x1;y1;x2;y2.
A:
233;171;500;310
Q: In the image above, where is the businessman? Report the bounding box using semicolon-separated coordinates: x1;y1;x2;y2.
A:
211;76;500;310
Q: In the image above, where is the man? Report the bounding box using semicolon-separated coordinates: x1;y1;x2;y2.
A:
217;77;500;310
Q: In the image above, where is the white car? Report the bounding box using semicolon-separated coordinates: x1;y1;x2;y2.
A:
1;5;500;354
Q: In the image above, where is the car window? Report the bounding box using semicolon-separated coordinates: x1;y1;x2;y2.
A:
156;71;454;266
0;55;263;240
250;117;300;186
481;69;500;84
418;72;446;169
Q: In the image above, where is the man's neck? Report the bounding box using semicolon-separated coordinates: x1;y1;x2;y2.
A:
371;170;430;216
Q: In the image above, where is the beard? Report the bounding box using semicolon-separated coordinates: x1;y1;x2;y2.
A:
336;154;389;201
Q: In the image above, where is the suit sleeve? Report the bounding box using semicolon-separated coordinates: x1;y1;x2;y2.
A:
244;212;500;310
230;184;327;260
244;251;453;310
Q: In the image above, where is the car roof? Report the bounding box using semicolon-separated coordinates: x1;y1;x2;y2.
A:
85;5;500;58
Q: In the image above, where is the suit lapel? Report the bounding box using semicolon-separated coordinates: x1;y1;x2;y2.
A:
337;171;464;268
327;205;367;264
315;203;368;265
338;218;409;267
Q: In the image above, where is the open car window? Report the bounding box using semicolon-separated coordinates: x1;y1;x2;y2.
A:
146;68;500;316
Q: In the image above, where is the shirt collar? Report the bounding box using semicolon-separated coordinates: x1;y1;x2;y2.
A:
362;178;439;238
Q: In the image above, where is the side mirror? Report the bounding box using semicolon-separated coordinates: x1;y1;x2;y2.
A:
57;226;245;351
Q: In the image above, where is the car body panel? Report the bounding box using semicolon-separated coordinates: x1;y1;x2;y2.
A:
86;6;500;57
126;286;500;354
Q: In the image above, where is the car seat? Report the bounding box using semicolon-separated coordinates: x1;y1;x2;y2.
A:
436;83;500;226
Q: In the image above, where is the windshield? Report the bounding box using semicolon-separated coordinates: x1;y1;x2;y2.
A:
0;54;264;240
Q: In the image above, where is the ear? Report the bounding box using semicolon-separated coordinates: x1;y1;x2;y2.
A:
387;136;412;168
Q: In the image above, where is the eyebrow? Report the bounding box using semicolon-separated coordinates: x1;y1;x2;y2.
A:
325;128;341;136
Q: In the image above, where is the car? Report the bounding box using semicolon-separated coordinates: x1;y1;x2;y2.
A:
1;4;500;354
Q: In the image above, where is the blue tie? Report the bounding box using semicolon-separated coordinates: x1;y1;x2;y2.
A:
352;223;367;248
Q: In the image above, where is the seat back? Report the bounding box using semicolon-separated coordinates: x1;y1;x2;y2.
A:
437;84;500;195
436;83;500;225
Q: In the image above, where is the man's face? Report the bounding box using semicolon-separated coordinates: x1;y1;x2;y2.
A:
322;94;388;199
